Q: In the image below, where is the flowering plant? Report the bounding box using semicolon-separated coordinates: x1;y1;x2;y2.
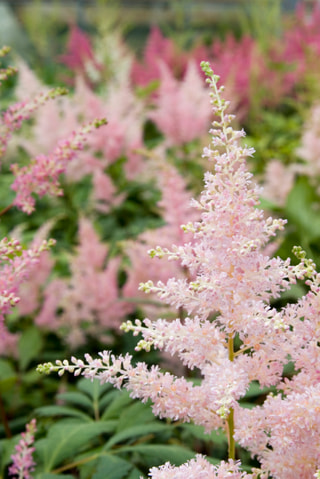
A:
9;419;37;479
38;61;320;478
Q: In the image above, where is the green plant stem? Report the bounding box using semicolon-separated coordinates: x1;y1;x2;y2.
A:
227;333;235;460
53;453;99;474
0;392;12;438
0;202;13;217
227;406;235;460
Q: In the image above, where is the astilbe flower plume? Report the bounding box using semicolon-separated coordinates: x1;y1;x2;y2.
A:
0;237;55;320
16;220;55;317
0;47;68;159
0;86;68;159
10;118;107;214
0;54;109;358
130;27;187;87
36;218;132;347
9;418;37;479
13;67;144;183
39;63;319;477
123;157;198;320
0;237;55;356
58;23;102;83
149;61;212;146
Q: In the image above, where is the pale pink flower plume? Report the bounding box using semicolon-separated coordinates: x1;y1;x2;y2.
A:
14;70;144;183
296;103;320;181
0;236;55;357
14;59;43;100
97;77;145;178
0;322;19;358
0;237;55;322
148;455;252;479
17;221;55;316
47;63;298;426
208;35;290;118
36;218;132;348
208;35;256;119
149;61;212;147
0;88;67;160
131;27;187;87
261;159;295;207
9;418;37;479
91;169;120;213
130;26;208;88
235;386;320;479
10;118;107;214
279;3;320;89
123;161;198;316
68;75;144;176
41;63;320;477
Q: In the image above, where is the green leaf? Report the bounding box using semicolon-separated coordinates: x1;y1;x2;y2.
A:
180;423;227;444
36;420;117;471
285;176;320;243
101;391;133;420
0;437;18;470
18;326;43;371
126;468;143;479
77;377;112;400
35;474;74;479
0;358;17;392
35;405;92;421
92;455;132;479
243;381;274;399
115;444;195;468
104;423;170;450
57;391;93;410
116;401;155;432
98;389;121;413
238;402;255;410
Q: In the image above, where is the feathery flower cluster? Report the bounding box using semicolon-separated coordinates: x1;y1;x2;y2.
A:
9;419;37;479
148;456;253;479
148;61;212;146
123;159;198;318
0;237;55;321
0;87;68;159
35;218;132;347
39;63;320;477
0;237;55;355
13;67;144;182
10;118;107;213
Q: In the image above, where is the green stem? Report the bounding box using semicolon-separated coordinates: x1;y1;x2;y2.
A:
0;202;13;217
0;392;12;438
53;454;99;474
227;405;235;460
227;333;235;460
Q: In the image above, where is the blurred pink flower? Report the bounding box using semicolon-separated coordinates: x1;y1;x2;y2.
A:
123;161;197;317
36;218;132;347
261;159;295;207
9;419;37;479
17;222;55;316
59;24;102;84
296;103;320;178
11;118;107;214
149;61;212;146
131;27;186;87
